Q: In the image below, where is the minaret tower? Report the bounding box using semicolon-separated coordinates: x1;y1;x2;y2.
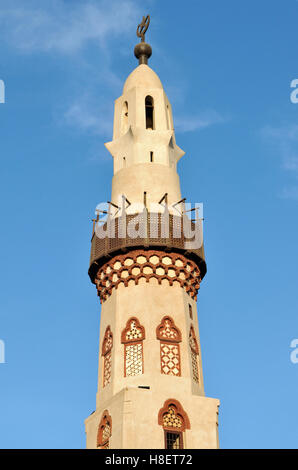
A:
85;16;220;449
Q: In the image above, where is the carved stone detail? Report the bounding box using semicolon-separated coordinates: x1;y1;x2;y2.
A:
158;399;190;432
97;410;112;449
102;326;113;387
121;318;145;377
94;249;201;303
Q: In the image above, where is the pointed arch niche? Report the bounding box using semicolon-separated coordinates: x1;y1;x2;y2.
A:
97;410;112;449
158;399;190;449
189;325;199;384
121;317;145;377
156;316;182;376
102;326;113;387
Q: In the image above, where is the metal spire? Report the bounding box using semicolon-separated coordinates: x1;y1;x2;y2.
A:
134;14;152;65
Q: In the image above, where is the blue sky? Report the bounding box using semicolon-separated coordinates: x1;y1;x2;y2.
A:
0;0;298;449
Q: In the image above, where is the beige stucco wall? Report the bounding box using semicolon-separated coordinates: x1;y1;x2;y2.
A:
97;282;205;405
85;281;219;449
85;386;219;449
111;163;182;212
104;63;185;211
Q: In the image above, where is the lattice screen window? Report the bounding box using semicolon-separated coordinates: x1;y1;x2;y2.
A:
97;410;112;449
158;399;190;450
189;325;199;384
156;316;182;376
103;352;112;387
121;317;145;377
102;326;113;387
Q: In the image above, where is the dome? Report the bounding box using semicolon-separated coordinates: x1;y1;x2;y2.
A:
123;64;163;94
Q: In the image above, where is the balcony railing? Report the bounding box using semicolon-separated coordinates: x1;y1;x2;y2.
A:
88;211;206;282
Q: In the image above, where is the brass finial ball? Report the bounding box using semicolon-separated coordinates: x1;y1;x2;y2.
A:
134;42;152;65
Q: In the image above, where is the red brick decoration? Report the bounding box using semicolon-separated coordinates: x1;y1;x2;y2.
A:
102;326;113;388
189;325;199;384
94;249;201;303
158;399;190;432
157;316;182;376
97;410;112;449
121;317;145;377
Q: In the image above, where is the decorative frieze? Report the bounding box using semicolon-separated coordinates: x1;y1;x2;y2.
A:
94;249;201;303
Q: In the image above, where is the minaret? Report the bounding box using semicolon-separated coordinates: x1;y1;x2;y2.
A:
85;16;220;449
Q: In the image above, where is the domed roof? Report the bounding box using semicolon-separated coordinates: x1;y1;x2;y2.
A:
123;64;163;94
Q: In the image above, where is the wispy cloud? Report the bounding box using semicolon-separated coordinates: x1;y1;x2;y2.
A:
63;94;113;137
261;124;298;200
262;124;298;142
0;1;225;143
0;0;139;54
261;124;298;174
175;110;226;133
280;186;298;201
0;0;144;142
282;152;298;173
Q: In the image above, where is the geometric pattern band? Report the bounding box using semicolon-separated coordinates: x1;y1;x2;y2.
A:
95;249;201;303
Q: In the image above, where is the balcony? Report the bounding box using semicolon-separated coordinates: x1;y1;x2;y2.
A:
88;211;206;283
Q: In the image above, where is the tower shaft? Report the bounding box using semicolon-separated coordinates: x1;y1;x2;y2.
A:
85;34;219;450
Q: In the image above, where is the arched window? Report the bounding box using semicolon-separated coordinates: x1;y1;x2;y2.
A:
166;104;171;130
158;399;190;449
156;316;182;376
145;95;154;129
188;304;193;320
97;410;112;449
102;326;113;387
121;317;145;377
121;101;129;134
189;325;199;384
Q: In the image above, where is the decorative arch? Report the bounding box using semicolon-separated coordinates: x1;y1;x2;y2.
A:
102;326;113;387
156;316;182;376
145;95;154;129
121;317;145;377
97;410;112;449
158;399;190;449
189;325;199;384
